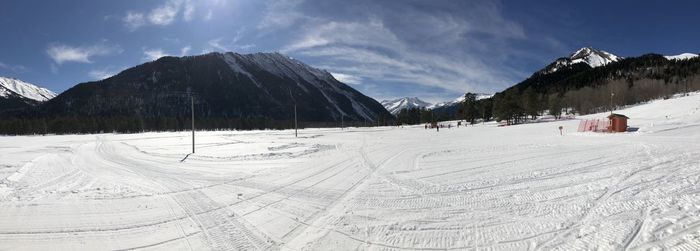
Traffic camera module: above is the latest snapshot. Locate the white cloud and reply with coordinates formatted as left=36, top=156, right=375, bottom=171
left=183, top=1, right=195, bottom=22
left=180, top=46, right=192, bottom=56
left=204, top=9, right=213, bottom=21
left=206, top=34, right=257, bottom=53
left=46, top=43, right=121, bottom=64
left=208, top=38, right=229, bottom=52
left=122, top=2, right=178, bottom=30
left=88, top=68, right=117, bottom=80
left=331, top=72, right=362, bottom=85
left=122, top=11, right=145, bottom=31
left=273, top=1, right=528, bottom=97
left=143, top=48, right=169, bottom=61
left=258, top=0, right=308, bottom=30
left=148, top=0, right=182, bottom=25
left=122, top=0, right=210, bottom=29
left=142, top=47, right=190, bottom=61
left=282, top=19, right=404, bottom=53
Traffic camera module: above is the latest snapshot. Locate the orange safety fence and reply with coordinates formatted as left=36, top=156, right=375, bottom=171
left=577, top=119, right=609, bottom=132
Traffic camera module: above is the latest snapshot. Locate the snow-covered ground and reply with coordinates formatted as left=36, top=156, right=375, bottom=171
left=1, top=94, right=700, bottom=250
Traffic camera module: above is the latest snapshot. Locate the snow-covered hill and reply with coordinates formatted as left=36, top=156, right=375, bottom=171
left=0, top=77, right=56, bottom=102
left=381, top=97, right=431, bottom=114
left=664, top=53, right=699, bottom=61
left=540, top=47, right=621, bottom=74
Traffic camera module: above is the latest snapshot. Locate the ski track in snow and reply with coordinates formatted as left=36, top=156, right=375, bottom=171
left=2, top=94, right=700, bottom=250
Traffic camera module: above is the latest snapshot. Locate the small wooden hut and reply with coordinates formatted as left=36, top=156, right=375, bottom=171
left=607, top=113, right=629, bottom=132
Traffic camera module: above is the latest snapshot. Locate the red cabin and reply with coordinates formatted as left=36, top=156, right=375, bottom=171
left=607, top=113, right=629, bottom=132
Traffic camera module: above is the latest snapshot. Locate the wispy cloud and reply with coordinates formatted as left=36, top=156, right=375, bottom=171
left=143, top=46, right=191, bottom=61
left=205, top=37, right=256, bottom=53
left=183, top=1, right=195, bottom=22
left=122, top=11, right=145, bottom=31
left=143, top=48, right=168, bottom=61
left=268, top=0, right=529, bottom=99
left=180, top=46, right=192, bottom=56
left=258, top=0, right=308, bottom=30
left=148, top=0, right=181, bottom=25
left=331, top=72, right=362, bottom=85
left=204, top=9, right=213, bottom=21
left=0, top=61, right=28, bottom=74
left=46, top=42, right=122, bottom=64
left=122, top=0, right=198, bottom=30
left=88, top=67, right=118, bottom=80
left=207, top=38, right=229, bottom=52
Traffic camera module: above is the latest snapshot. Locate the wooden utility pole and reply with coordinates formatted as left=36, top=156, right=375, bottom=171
left=191, top=95, right=195, bottom=154
left=610, top=92, right=614, bottom=115
left=289, top=89, right=298, bottom=138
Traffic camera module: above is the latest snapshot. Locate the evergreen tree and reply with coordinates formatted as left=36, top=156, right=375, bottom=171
left=522, top=87, right=539, bottom=120
left=548, top=95, right=562, bottom=119
left=478, top=98, right=494, bottom=122
left=462, top=93, right=478, bottom=124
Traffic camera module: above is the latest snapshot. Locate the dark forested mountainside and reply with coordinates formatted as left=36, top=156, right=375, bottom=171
left=430, top=51, right=700, bottom=125
left=0, top=52, right=392, bottom=134
left=489, top=54, right=700, bottom=124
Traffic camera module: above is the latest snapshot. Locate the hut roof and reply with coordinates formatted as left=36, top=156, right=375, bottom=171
left=607, top=113, right=629, bottom=119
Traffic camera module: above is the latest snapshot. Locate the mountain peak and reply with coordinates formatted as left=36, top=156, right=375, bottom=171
left=0, top=76, right=56, bottom=102
left=569, top=47, right=620, bottom=68
left=381, top=97, right=432, bottom=114
left=539, top=47, right=621, bottom=74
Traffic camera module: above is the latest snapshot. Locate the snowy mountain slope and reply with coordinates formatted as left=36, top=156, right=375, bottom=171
left=224, top=52, right=377, bottom=121
left=0, top=77, right=56, bottom=102
left=220, top=52, right=385, bottom=121
left=540, top=47, right=621, bottom=74
left=664, top=53, right=698, bottom=61
left=381, top=97, right=432, bottom=114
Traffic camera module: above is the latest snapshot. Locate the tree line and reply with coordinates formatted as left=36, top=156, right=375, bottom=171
left=0, top=116, right=393, bottom=135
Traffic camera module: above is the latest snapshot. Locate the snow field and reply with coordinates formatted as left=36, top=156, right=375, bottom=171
left=1, top=93, right=700, bottom=250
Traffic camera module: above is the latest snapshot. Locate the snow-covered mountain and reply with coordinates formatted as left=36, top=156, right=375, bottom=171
left=428, top=93, right=492, bottom=110
left=36, top=52, right=391, bottom=123
left=381, top=97, right=432, bottom=114
left=665, top=53, right=699, bottom=61
left=0, top=77, right=56, bottom=102
left=540, top=47, right=621, bottom=74
left=427, top=93, right=492, bottom=117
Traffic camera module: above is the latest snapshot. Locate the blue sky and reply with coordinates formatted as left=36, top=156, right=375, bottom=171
left=0, top=0, right=698, bottom=103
